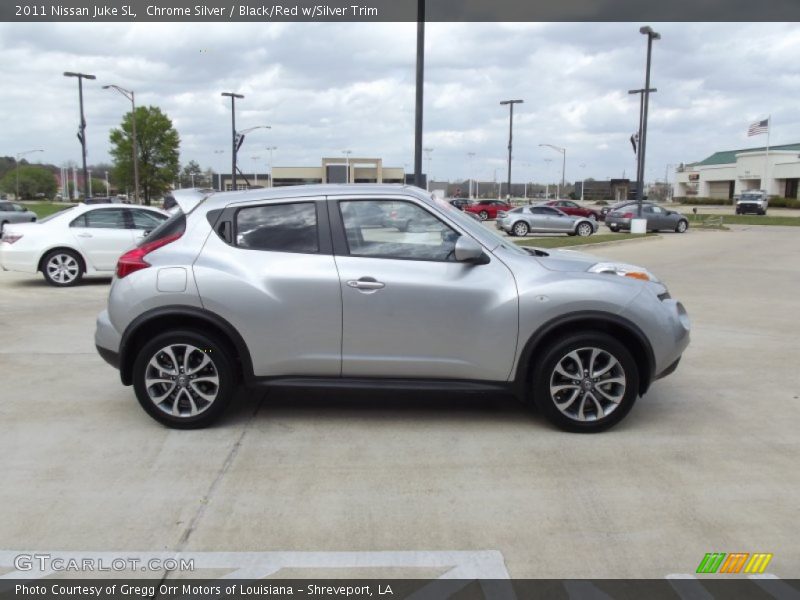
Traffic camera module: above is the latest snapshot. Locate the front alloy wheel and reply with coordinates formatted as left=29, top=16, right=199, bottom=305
left=532, top=332, right=639, bottom=432
left=675, top=220, right=688, bottom=233
left=479, top=210, right=489, bottom=221
left=576, top=222, right=593, bottom=237
left=133, top=330, right=236, bottom=428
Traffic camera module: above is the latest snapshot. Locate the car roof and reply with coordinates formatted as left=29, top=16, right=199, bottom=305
left=196, top=183, right=430, bottom=210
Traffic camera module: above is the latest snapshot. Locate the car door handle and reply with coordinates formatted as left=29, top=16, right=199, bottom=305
left=77, top=233, right=93, bottom=238
left=346, top=278, right=385, bottom=290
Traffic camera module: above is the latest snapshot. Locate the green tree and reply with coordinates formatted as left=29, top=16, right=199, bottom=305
left=0, top=165, right=57, bottom=199
left=109, top=106, right=180, bottom=205
left=180, top=160, right=203, bottom=188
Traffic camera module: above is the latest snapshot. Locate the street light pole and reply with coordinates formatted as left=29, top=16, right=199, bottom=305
left=266, top=146, right=277, bottom=187
left=579, top=163, right=587, bottom=202
left=15, top=149, right=43, bottom=199
left=343, top=150, right=352, bottom=183
left=64, top=71, right=96, bottom=200
left=102, top=84, right=140, bottom=204
left=414, top=0, right=425, bottom=188
left=423, top=147, right=433, bottom=191
left=539, top=144, right=566, bottom=199
left=634, top=25, right=661, bottom=217
left=500, top=99, right=524, bottom=200
left=467, top=152, right=475, bottom=199
left=221, top=92, right=244, bottom=190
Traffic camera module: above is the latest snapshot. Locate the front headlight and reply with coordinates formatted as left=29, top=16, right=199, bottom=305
left=588, top=261, right=660, bottom=283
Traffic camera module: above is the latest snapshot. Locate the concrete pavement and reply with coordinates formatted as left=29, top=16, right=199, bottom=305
left=0, top=226, right=798, bottom=580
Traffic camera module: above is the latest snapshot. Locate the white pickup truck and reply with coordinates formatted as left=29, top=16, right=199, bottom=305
left=736, top=191, right=769, bottom=215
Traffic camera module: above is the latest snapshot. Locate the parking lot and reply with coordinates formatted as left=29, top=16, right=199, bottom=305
left=1, top=224, right=798, bottom=580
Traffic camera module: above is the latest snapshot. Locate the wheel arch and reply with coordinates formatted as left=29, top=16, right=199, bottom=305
left=119, top=306, right=254, bottom=386
left=514, top=312, right=655, bottom=397
left=37, top=245, right=87, bottom=274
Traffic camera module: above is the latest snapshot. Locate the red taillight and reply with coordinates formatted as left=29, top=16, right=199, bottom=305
left=622, top=212, right=634, bottom=219
left=116, top=232, right=182, bottom=279
left=1, top=233, right=23, bottom=244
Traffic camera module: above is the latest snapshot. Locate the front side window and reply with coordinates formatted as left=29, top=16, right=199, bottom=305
left=236, top=202, right=319, bottom=253
left=340, top=200, right=459, bottom=262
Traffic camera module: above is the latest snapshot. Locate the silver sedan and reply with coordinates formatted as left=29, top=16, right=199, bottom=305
left=0, top=201, right=37, bottom=234
left=496, top=205, right=598, bottom=237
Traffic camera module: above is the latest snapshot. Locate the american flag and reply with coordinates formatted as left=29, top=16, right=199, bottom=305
left=747, top=118, right=769, bottom=136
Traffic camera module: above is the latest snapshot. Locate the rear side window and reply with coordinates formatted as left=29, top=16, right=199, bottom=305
left=236, top=202, right=319, bottom=254
left=72, top=208, right=127, bottom=229
left=130, top=209, right=168, bottom=230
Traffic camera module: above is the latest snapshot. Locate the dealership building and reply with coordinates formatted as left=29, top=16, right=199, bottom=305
left=213, top=157, right=407, bottom=191
left=674, top=143, right=800, bottom=199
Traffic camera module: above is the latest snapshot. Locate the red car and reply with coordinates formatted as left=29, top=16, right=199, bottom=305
left=545, top=200, right=601, bottom=221
left=464, top=200, right=512, bottom=220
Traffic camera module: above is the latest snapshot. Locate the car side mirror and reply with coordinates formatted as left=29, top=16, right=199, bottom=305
left=454, top=236, right=488, bottom=264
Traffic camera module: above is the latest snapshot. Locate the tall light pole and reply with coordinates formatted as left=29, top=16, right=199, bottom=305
left=105, top=170, right=110, bottom=196
left=540, top=144, right=566, bottom=199
left=64, top=71, right=95, bottom=200
left=251, top=156, right=261, bottom=185
left=88, top=169, right=93, bottom=197
left=467, top=152, right=476, bottom=199
left=266, top=146, right=277, bottom=187
left=423, top=147, right=433, bottom=190
left=221, top=92, right=244, bottom=190
left=543, top=158, right=553, bottom=199
left=664, top=163, right=674, bottom=202
left=343, top=150, right=352, bottom=183
left=579, top=163, right=587, bottom=201
left=413, top=0, right=425, bottom=188
left=15, top=149, right=43, bottom=199
left=634, top=25, right=660, bottom=217
left=500, top=99, right=524, bottom=200
left=103, top=84, right=140, bottom=204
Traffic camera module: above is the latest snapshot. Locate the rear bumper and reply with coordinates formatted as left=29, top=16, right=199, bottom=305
left=94, top=309, right=122, bottom=369
left=96, top=344, right=120, bottom=369
left=0, top=244, right=39, bottom=273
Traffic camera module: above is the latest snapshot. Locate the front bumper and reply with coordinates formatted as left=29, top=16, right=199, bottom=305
left=736, top=203, right=765, bottom=213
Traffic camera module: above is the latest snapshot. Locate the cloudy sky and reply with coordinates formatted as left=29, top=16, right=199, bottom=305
left=1, top=22, right=798, bottom=185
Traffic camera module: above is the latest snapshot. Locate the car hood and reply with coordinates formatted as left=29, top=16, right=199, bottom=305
left=526, top=247, right=603, bottom=272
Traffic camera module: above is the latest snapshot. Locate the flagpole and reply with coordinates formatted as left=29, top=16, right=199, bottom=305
left=764, top=115, right=771, bottom=194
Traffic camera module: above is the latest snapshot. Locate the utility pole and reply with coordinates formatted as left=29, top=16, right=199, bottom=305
left=221, top=92, right=244, bottom=190
left=413, top=0, right=425, bottom=188
left=500, top=99, right=524, bottom=200
left=64, top=71, right=96, bottom=200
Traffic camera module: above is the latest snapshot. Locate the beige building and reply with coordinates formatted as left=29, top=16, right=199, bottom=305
left=674, top=143, right=800, bottom=199
left=213, top=157, right=406, bottom=191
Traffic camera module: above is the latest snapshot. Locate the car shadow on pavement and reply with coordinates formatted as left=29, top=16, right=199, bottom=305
left=222, top=386, right=543, bottom=428
left=7, top=277, right=112, bottom=287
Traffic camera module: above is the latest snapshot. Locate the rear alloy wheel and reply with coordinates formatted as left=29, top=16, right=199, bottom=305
left=576, top=222, right=593, bottom=237
left=675, top=219, right=688, bottom=233
left=42, top=249, right=83, bottom=287
left=479, top=210, right=489, bottom=221
left=133, top=330, right=236, bottom=429
left=532, top=332, right=639, bottom=432
left=513, top=221, right=529, bottom=236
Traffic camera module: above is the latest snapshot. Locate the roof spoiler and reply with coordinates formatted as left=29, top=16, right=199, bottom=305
left=170, top=188, right=214, bottom=213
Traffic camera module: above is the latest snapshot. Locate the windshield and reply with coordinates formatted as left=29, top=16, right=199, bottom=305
left=432, top=196, right=528, bottom=257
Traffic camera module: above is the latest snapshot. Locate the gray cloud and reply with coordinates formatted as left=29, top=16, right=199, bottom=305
left=0, top=22, right=797, bottom=186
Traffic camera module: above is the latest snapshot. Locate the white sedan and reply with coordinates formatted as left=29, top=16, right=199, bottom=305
left=0, top=203, right=169, bottom=286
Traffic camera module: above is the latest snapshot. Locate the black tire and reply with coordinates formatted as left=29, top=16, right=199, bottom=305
left=0, top=220, right=7, bottom=234
left=675, top=219, right=689, bottom=233
left=41, top=249, right=84, bottom=287
left=512, top=221, right=529, bottom=237
left=576, top=222, right=593, bottom=237
left=530, top=331, right=639, bottom=433
left=133, top=329, right=237, bottom=429
left=608, top=225, right=619, bottom=232
left=479, top=210, right=489, bottom=221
